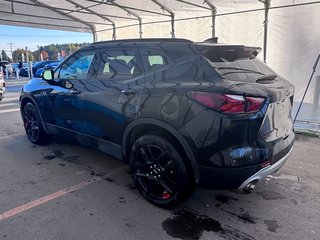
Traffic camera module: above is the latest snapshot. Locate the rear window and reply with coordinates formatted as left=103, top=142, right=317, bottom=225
left=199, top=46, right=276, bottom=82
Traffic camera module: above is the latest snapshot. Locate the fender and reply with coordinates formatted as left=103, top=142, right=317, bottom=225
left=122, top=118, right=199, bottom=182
left=20, top=94, right=50, bottom=134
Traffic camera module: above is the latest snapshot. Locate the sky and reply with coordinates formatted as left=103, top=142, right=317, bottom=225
left=0, top=25, right=93, bottom=58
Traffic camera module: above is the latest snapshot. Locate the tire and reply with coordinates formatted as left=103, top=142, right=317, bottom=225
left=22, top=102, right=51, bottom=145
left=130, top=135, right=194, bottom=208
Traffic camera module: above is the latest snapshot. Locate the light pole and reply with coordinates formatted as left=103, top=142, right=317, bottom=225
left=8, top=43, right=13, bottom=62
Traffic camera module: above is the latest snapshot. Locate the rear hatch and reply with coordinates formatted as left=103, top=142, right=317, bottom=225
left=197, top=44, right=294, bottom=147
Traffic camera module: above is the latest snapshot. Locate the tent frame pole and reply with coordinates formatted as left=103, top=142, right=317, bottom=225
left=86, top=0, right=170, bottom=17
left=29, top=0, right=96, bottom=42
left=204, top=0, right=217, bottom=38
left=65, top=0, right=116, bottom=40
left=151, top=0, right=175, bottom=38
left=111, top=2, right=143, bottom=39
left=258, top=0, right=271, bottom=63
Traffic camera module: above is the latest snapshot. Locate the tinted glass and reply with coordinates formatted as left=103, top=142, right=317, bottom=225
left=147, top=55, right=166, bottom=70
left=140, top=49, right=168, bottom=72
left=58, top=52, right=95, bottom=79
left=97, top=49, right=142, bottom=80
left=199, top=46, right=276, bottom=82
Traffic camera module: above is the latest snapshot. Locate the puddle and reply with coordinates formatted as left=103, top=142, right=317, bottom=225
left=237, top=213, right=256, bottom=224
left=290, top=199, right=298, bottom=205
left=162, top=208, right=254, bottom=240
left=256, top=191, right=285, bottom=200
left=264, top=220, right=280, bottom=233
left=222, top=208, right=258, bottom=225
left=215, top=194, right=238, bottom=204
left=42, top=149, right=80, bottom=164
left=126, top=183, right=136, bottom=190
left=162, top=209, right=222, bottom=240
left=119, top=196, right=126, bottom=204
left=105, top=177, right=115, bottom=182
left=43, top=155, right=56, bottom=160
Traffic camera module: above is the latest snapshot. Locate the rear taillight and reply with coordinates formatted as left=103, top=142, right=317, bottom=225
left=246, top=97, right=265, bottom=113
left=187, top=91, right=265, bottom=114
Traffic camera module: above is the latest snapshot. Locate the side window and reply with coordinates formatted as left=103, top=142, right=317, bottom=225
left=148, top=55, right=165, bottom=69
left=97, top=49, right=142, bottom=80
left=57, top=51, right=95, bottom=80
left=141, top=49, right=168, bottom=72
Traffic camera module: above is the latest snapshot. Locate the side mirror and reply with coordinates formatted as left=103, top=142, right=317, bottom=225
left=42, top=69, right=54, bottom=81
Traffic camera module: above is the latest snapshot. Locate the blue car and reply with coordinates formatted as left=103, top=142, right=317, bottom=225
left=34, top=61, right=60, bottom=78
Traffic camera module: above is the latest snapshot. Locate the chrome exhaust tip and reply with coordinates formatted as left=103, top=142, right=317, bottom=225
left=243, top=180, right=258, bottom=193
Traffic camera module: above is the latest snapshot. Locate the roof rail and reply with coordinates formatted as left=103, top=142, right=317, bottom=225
left=91, top=38, right=194, bottom=45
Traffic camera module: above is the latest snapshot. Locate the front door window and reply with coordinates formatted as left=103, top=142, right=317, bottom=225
left=56, top=52, right=95, bottom=80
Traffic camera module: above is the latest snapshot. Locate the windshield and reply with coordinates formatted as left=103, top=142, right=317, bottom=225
left=199, top=45, right=277, bottom=82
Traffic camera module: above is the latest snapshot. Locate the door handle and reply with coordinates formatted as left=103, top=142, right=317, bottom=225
left=69, top=88, right=81, bottom=95
left=121, top=89, right=137, bottom=96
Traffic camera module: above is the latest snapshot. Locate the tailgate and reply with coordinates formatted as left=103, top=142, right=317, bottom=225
left=258, top=95, right=293, bottom=143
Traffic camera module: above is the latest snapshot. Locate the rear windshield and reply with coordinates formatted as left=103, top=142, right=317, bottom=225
left=198, top=45, right=277, bottom=82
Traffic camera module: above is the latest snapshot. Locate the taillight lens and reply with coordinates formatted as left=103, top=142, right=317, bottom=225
left=246, top=97, right=265, bottom=113
left=188, top=91, right=265, bottom=114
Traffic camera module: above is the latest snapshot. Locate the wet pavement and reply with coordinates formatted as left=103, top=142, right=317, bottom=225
left=0, top=87, right=319, bottom=240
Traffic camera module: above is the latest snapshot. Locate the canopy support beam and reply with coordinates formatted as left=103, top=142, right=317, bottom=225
left=204, top=0, right=217, bottom=38
left=29, top=0, right=96, bottom=42
left=64, top=2, right=137, bottom=21
left=175, top=0, right=210, bottom=10
left=111, top=2, right=143, bottom=39
left=86, top=0, right=170, bottom=17
left=151, top=0, right=175, bottom=38
left=259, top=0, right=271, bottom=63
left=65, top=0, right=116, bottom=40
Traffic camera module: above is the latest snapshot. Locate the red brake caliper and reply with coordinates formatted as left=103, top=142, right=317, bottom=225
left=162, top=191, right=171, bottom=200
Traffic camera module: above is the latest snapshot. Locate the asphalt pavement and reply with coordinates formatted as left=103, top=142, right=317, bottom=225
left=0, top=83, right=319, bottom=240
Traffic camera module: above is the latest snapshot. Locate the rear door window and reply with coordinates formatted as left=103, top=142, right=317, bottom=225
left=140, top=49, right=168, bottom=72
left=96, top=49, right=142, bottom=80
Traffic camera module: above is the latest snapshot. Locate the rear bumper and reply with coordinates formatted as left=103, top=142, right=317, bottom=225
left=198, top=141, right=294, bottom=190
left=237, top=146, right=293, bottom=191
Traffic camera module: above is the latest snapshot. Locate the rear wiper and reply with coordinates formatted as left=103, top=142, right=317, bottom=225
left=256, top=74, right=277, bottom=83
left=217, top=67, right=265, bottom=76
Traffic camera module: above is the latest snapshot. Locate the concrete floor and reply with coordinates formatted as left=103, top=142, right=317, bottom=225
left=0, top=86, right=319, bottom=240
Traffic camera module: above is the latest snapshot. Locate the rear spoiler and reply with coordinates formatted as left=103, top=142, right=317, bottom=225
left=196, top=44, right=262, bottom=61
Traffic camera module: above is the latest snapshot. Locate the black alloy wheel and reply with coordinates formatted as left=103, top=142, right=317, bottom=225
left=23, top=103, right=51, bottom=145
left=130, top=135, right=193, bottom=207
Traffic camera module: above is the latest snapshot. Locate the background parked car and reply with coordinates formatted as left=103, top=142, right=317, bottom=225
left=34, top=61, right=60, bottom=78
left=20, top=61, right=57, bottom=77
left=0, top=70, right=5, bottom=101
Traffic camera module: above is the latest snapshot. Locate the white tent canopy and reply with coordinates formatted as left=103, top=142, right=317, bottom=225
left=1, top=0, right=320, bottom=131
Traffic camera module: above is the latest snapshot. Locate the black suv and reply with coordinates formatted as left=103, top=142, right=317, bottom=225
left=20, top=39, right=294, bottom=207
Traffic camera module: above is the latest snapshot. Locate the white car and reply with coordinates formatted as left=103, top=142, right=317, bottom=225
left=0, top=69, right=5, bottom=101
